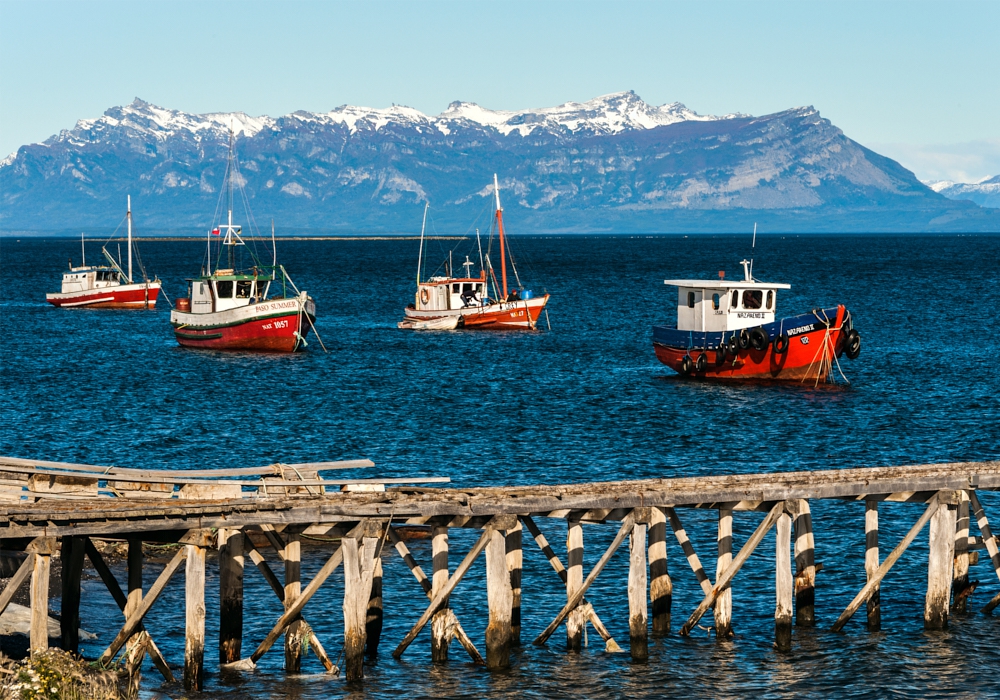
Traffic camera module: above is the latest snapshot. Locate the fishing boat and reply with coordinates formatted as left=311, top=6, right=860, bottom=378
left=652, top=257, right=861, bottom=383
left=401, top=175, right=550, bottom=330
left=45, top=197, right=161, bottom=309
left=169, top=136, right=319, bottom=352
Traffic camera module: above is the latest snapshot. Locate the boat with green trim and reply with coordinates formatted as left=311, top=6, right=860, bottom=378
left=170, top=135, right=317, bottom=352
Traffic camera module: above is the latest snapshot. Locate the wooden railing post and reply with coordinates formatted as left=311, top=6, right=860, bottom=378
left=715, top=508, right=734, bottom=639
left=343, top=535, right=378, bottom=681
left=793, top=499, right=815, bottom=626
left=925, top=497, right=957, bottom=629
left=648, top=507, right=672, bottom=634
left=28, top=538, right=54, bottom=657
left=219, top=529, right=244, bottom=664
left=566, top=517, right=585, bottom=650
left=775, top=505, right=793, bottom=651
left=952, top=491, right=971, bottom=613
left=629, top=521, right=649, bottom=661
left=60, top=536, right=84, bottom=653
left=430, top=524, right=451, bottom=661
left=485, top=529, right=513, bottom=669
left=506, top=520, right=523, bottom=646
left=865, top=501, right=881, bottom=631
left=284, top=533, right=303, bottom=672
left=185, top=543, right=206, bottom=691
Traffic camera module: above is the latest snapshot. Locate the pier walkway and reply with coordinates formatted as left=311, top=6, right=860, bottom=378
left=0, top=456, right=998, bottom=688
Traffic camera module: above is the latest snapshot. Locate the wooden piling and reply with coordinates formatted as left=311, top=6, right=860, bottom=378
left=184, top=543, right=206, bottom=691
left=343, top=535, right=378, bottom=681
left=29, top=539, right=53, bottom=656
left=775, top=506, right=793, bottom=650
left=126, top=537, right=143, bottom=657
left=715, top=508, right=734, bottom=639
left=865, top=500, right=881, bottom=631
left=60, top=536, right=84, bottom=653
left=629, top=522, right=648, bottom=661
left=925, top=498, right=957, bottom=630
left=505, top=520, right=523, bottom=646
left=485, top=529, right=513, bottom=669
left=284, top=533, right=303, bottom=672
left=793, top=499, right=815, bottom=626
left=365, top=557, right=383, bottom=658
left=219, top=529, right=244, bottom=664
left=648, top=507, right=672, bottom=634
left=430, top=524, right=451, bottom=661
left=566, top=517, right=585, bottom=650
left=952, top=491, right=971, bottom=613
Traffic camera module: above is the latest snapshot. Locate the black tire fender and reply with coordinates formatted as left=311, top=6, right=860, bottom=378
left=773, top=333, right=790, bottom=354
left=727, top=334, right=740, bottom=357
left=750, top=327, right=769, bottom=351
left=695, top=353, right=708, bottom=373
left=738, top=328, right=751, bottom=350
left=845, top=329, right=861, bottom=360
left=680, top=355, right=693, bottom=376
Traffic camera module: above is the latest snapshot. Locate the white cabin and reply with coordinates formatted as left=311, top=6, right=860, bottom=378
left=187, top=272, right=270, bottom=314
left=415, top=277, right=488, bottom=312
left=666, top=261, right=790, bottom=332
left=60, top=266, right=121, bottom=294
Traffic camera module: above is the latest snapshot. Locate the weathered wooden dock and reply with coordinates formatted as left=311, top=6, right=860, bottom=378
left=1, top=456, right=998, bottom=690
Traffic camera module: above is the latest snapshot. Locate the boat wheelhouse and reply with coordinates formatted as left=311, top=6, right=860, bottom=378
left=45, top=197, right=161, bottom=309
left=400, top=175, right=549, bottom=330
left=653, top=259, right=861, bottom=382
left=169, top=135, right=318, bottom=352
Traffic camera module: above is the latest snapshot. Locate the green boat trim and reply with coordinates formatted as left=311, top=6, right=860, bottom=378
left=171, top=309, right=314, bottom=332
left=175, top=331, right=224, bottom=340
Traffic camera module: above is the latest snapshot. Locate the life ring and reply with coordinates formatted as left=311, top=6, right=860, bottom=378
left=845, top=329, right=861, bottom=360
left=749, top=327, right=769, bottom=351
left=695, top=353, right=708, bottom=373
left=773, top=333, right=790, bottom=354
left=680, top=355, right=693, bottom=376
left=738, top=328, right=751, bottom=350
left=419, top=288, right=430, bottom=305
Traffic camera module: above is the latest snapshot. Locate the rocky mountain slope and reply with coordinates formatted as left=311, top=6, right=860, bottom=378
left=927, top=176, right=1000, bottom=209
left=2, top=92, right=995, bottom=233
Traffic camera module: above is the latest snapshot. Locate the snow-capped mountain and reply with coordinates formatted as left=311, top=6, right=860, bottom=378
left=926, top=176, right=1000, bottom=208
left=2, top=92, right=994, bottom=232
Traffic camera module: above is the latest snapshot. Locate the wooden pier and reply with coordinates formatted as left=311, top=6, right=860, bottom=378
left=1, top=456, right=998, bottom=689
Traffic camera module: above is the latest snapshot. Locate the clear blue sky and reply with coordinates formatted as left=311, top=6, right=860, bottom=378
left=1, top=0, right=997, bottom=181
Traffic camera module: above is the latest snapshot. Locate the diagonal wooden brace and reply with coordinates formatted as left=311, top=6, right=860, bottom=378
left=0, top=552, right=35, bottom=617
left=533, top=512, right=636, bottom=646
left=664, top=508, right=713, bottom=596
left=679, top=502, right=784, bottom=636
left=392, top=516, right=509, bottom=659
left=831, top=495, right=941, bottom=632
left=84, top=539, right=174, bottom=682
left=99, top=545, right=187, bottom=666
left=968, top=491, right=1000, bottom=614
left=386, top=526, right=484, bottom=664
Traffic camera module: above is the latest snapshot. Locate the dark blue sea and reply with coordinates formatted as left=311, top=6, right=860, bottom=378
left=1, top=233, right=998, bottom=699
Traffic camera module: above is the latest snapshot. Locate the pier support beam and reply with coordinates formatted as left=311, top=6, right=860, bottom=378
left=648, top=507, right=672, bottom=635
left=865, top=501, right=881, bottom=631
left=60, top=536, right=84, bottom=653
left=365, top=557, right=383, bottom=658
left=793, top=500, right=815, bottom=626
left=219, top=529, right=244, bottom=665
left=925, top=498, right=957, bottom=630
left=185, top=543, right=206, bottom=692
left=952, top=492, right=972, bottom=613
left=430, top=524, right=451, bottom=661
left=566, top=517, right=585, bottom=650
left=970, top=491, right=1000, bottom=614
left=485, top=529, right=513, bottom=669
left=506, top=521, right=523, bottom=646
left=284, top=533, right=303, bottom=673
left=775, top=506, right=793, bottom=651
left=28, top=538, right=54, bottom=656
left=629, top=521, right=648, bottom=661
left=715, top=508, right=734, bottom=639
left=343, top=535, right=378, bottom=681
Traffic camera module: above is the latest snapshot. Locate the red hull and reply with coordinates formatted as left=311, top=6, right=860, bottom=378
left=462, top=299, right=547, bottom=328
left=46, top=285, right=160, bottom=309
left=654, top=307, right=849, bottom=383
left=173, top=312, right=311, bottom=352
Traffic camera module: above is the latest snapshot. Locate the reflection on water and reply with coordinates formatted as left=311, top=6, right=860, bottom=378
left=1, top=234, right=998, bottom=698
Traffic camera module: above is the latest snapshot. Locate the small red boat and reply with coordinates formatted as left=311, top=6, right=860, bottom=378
left=170, top=136, right=317, bottom=352
left=46, top=197, right=161, bottom=309
left=401, top=175, right=549, bottom=330
left=653, top=259, right=861, bottom=383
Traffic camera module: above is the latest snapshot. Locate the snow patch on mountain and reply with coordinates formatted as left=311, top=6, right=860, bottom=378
left=925, top=175, right=1000, bottom=208
left=71, top=98, right=274, bottom=143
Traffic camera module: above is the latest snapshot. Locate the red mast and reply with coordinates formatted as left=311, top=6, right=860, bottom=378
left=494, top=173, right=507, bottom=299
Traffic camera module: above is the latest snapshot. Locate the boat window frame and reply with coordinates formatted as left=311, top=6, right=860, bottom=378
left=235, top=280, right=253, bottom=299
left=687, top=291, right=696, bottom=308
left=766, top=290, right=774, bottom=310
left=215, top=280, right=235, bottom=299
left=742, top=289, right=763, bottom=310
left=731, top=290, right=739, bottom=309
left=712, top=293, right=721, bottom=311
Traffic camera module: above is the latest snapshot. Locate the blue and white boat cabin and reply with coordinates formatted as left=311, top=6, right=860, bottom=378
left=665, top=260, right=791, bottom=333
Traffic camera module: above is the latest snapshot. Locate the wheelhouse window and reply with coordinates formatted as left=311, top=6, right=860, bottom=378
left=687, top=291, right=696, bottom=308
left=766, top=290, right=774, bottom=310
left=254, top=280, right=267, bottom=297
left=236, top=280, right=252, bottom=298
left=731, top=290, right=739, bottom=308
left=712, top=293, right=720, bottom=310
left=742, top=290, right=763, bottom=310
left=452, top=283, right=460, bottom=293
left=216, top=280, right=234, bottom=298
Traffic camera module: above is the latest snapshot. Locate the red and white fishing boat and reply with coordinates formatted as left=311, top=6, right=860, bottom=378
left=653, top=257, right=861, bottom=383
left=169, top=136, right=319, bottom=352
left=401, top=175, right=549, bottom=329
left=45, top=197, right=161, bottom=309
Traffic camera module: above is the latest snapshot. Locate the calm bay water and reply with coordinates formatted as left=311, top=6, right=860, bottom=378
left=1, top=233, right=998, bottom=699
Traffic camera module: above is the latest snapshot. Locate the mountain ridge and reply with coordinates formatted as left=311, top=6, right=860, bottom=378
left=3, top=93, right=996, bottom=233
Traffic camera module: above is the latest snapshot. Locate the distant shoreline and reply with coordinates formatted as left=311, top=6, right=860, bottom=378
left=0, top=235, right=469, bottom=241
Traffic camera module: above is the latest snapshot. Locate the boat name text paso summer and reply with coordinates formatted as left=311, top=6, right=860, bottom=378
left=256, top=300, right=300, bottom=313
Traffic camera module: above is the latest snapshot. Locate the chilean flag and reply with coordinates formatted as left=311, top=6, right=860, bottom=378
left=211, top=227, right=221, bottom=236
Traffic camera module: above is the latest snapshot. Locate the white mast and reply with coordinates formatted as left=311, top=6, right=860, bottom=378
left=416, top=202, right=429, bottom=286
left=81, top=232, right=85, bottom=267
left=127, top=195, right=133, bottom=283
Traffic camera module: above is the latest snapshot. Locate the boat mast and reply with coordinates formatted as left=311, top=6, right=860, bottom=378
left=81, top=232, right=85, bottom=267
left=127, top=195, right=133, bottom=283
left=494, top=174, right=507, bottom=298
left=416, top=202, right=428, bottom=286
